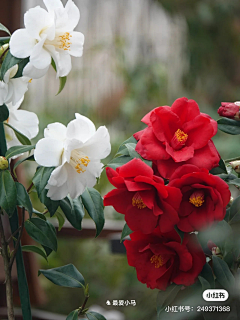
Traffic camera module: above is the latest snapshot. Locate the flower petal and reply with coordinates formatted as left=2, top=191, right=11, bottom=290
left=10, top=29, right=36, bottom=58
left=64, top=0, right=80, bottom=31
left=44, top=122, right=67, bottom=141
left=69, top=31, right=84, bottom=57
left=48, top=164, right=68, bottom=187
left=34, top=138, right=64, bottom=167
left=8, top=109, right=39, bottom=139
left=0, top=81, right=8, bottom=105
left=23, top=62, right=49, bottom=79
left=30, top=36, right=51, bottom=69
left=45, top=45, right=72, bottom=77
left=5, top=78, right=29, bottom=106
left=66, top=117, right=95, bottom=143
left=43, top=0, right=63, bottom=13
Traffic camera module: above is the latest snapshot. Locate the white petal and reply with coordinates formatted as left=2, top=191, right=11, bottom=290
left=75, top=113, right=96, bottom=132
left=5, top=78, right=29, bottom=106
left=24, top=6, right=53, bottom=41
left=44, top=122, right=67, bottom=141
left=30, top=36, right=51, bottom=69
left=0, top=82, right=8, bottom=105
left=34, top=138, right=64, bottom=167
left=6, top=96, right=24, bottom=111
left=10, top=29, right=36, bottom=58
left=43, top=0, right=63, bottom=13
left=47, top=182, right=69, bottom=200
left=80, top=126, right=111, bottom=160
left=86, top=160, right=103, bottom=178
left=64, top=138, right=83, bottom=163
left=66, top=118, right=96, bottom=143
left=48, top=164, right=68, bottom=187
left=64, top=0, right=80, bottom=31
left=45, top=45, right=72, bottom=77
left=66, top=164, right=86, bottom=198
left=69, top=31, right=84, bottom=57
left=4, top=65, right=18, bottom=83
left=23, top=62, right=49, bottom=79
left=8, top=109, right=39, bottom=139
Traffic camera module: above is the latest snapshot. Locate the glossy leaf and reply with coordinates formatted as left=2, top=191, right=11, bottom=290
left=0, top=51, right=28, bottom=81
left=117, top=135, right=137, bottom=154
left=16, top=182, right=33, bottom=217
left=107, top=155, right=133, bottom=170
left=218, top=118, right=240, bottom=135
left=228, top=178, right=240, bottom=187
left=33, top=209, right=46, bottom=221
left=5, top=144, right=35, bottom=159
left=25, top=218, right=57, bottom=251
left=86, top=311, right=107, bottom=320
left=55, top=211, right=65, bottom=231
left=39, top=189, right=60, bottom=217
left=39, top=264, right=85, bottom=289
left=212, top=256, right=235, bottom=290
left=13, top=57, right=29, bottom=79
left=51, top=58, right=67, bottom=95
left=60, top=196, right=84, bottom=230
left=0, top=23, right=11, bottom=36
left=0, top=170, right=17, bottom=216
left=81, top=188, right=104, bottom=237
left=32, top=166, right=55, bottom=195
left=0, top=104, right=9, bottom=122
left=199, top=262, right=215, bottom=288
left=66, top=310, right=79, bottom=320
left=210, top=158, right=227, bottom=175
left=157, top=284, right=181, bottom=317
left=120, top=223, right=132, bottom=242
left=4, top=122, right=31, bottom=145
left=22, top=245, right=48, bottom=262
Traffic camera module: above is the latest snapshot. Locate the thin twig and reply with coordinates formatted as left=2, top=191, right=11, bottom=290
left=9, top=207, right=25, bottom=270
left=79, top=295, right=90, bottom=315
left=27, top=181, right=34, bottom=193
left=6, top=226, right=21, bottom=244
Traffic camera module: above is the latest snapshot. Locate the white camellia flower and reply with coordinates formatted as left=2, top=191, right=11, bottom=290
left=0, top=65, right=29, bottom=106
left=9, top=0, right=84, bottom=79
left=34, top=114, right=111, bottom=200
left=4, top=97, right=39, bottom=150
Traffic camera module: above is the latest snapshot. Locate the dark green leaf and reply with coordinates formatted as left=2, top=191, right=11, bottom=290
left=0, top=170, right=17, bottom=216
left=174, top=226, right=184, bottom=244
left=4, top=122, right=31, bottom=145
left=51, top=58, right=67, bottom=95
left=25, top=218, right=57, bottom=251
left=156, top=284, right=181, bottom=317
left=0, top=51, right=27, bottom=81
left=210, top=159, right=227, bottom=174
left=5, top=144, right=35, bottom=159
left=86, top=311, right=107, bottom=320
left=13, top=154, right=34, bottom=177
left=55, top=211, right=65, bottom=231
left=81, top=188, right=104, bottom=237
left=60, top=196, right=84, bottom=230
left=22, top=245, right=48, bottom=262
left=229, top=195, right=240, bottom=224
left=212, top=256, right=235, bottom=290
left=33, top=209, right=47, bottom=221
left=13, top=57, right=29, bottom=78
left=218, top=173, right=237, bottom=183
left=66, top=310, right=79, bottom=320
left=0, top=23, right=11, bottom=36
left=39, top=189, right=59, bottom=217
left=42, top=245, right=53, bottom=257
left=16, top=182, right=33, bottom=217
left=198, top=276, right=211, bottom=290
left=39, top=264, right=85, bottom=289
left=107, top=155, right=133, bottom=169
left=0, top=104, right=9, bottom=122
left=32, top=166, right=55, bottom=196
left=199, top=263, right=215, bottom=288
left=117, top=136, right=137, bottom=154
left=224, top=207, right=230, bottom=222
left=228, top=178, right=240, bottom=187
left=218, top=118, right=240, bottom=135
left=120, top=223, right=132, bottom=242
left=125, top=143, right=140, bottom=158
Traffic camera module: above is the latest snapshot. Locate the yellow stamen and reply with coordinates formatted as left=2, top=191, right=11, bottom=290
left=150, top=255, right=164, bottom=268
left=189, top=192, right=205, bottom=207
left=70, top=150, right=90, bottom=174
left=28, top=79, right=32, bottom=83
left=132, top=193, right=146, bottom=209
left=175, top=129, right=188, bottom=143
left=59, top=32, right=72, bottom=51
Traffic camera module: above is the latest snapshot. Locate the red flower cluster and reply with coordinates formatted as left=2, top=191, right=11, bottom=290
left=218, top=102, right=240, bottom=119
left=104, top=97, right=231, bottom=291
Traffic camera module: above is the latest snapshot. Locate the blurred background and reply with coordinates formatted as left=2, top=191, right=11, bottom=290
left=1, top=0, right=240, bottom=319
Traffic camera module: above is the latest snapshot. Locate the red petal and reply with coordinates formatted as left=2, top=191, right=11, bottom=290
left=165, top=142, right=194, bottom=162
left=171, top=97, right=200, bottom=124
left=118, top=158, right=153, bottom=178
left=126, top=206, right=159, bottom=234
left=103, top=189, right=132, bottom=213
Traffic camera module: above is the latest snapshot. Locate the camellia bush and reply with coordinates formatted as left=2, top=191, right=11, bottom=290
left=0, top=1, right=240, bottom=320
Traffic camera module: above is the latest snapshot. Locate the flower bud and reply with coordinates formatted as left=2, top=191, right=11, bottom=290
left=0, top=156, right=8, bottom=170
left=218, top=101, right=240, bottom=120
left=207, top=240, right=221, bottom=255
left=229, top=160, right=240, bottom=173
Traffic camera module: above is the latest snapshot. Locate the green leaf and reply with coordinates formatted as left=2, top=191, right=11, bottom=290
left=0, top=23, right=11, bottom=36
left=25, top=218, right=57, bottom=251
left=107, top=155, right=133, bottom=170
left=60, top=196, right=85, bottom=230
left=22, top=245, right=48, bottom=262
left=212, top=256, right=235, bottom=290
left=218, top=173, right=237, bottom=183
left=174, top=226, right=184, bottom=244
left=0, top=104, right=9, bottom=122
left=42, top=245, right=53, bottom=257
left=198, top=276, right=211, bottom=290
left=156, top=284, right=181, bottom=317
left=33, top=209, right=47, bottom=221
left=4, top=122, right=31, bottom=145
left=86, top=311, right=107, bottom=320
left=0, top=51, right=28, bottom=81
left=66, top=310, right=79, bottom=320
left=228, top=178, right=240, bottom=187
left=13, top=154, right=34, bottom=177
left=13, top=57, right=29, bottom=79
left=5, top=144, right=35, bottom=160
left=32, top=166, right=55, bottom=196
left=0, top=170, right=17, bottom=216
left=55, top=210, right=65, bottom=231
left=218, top=118, right=240, bottom=135
left=81, top=188, right=104, bottom=237
left=39, top=264, right=85, bottom=289
left=51, top=58, right=67, bottom=95
left=120, top=223, right=132, bottom=242
left=229, top=195, right=240, bottom=224
left=117, top=136, right=137, bottom=154
left=125, top=143, right=140, bottom=158
left=39, top=189, right=60, bottom=217
left=16, top=182, right=33, bottom=217
left=199, top=263, right=215, bottom=288
left=210, top=158, right=227, bottom=174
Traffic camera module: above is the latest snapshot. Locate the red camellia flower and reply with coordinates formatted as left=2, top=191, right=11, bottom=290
left=124, top=227, right=206, bottom=290
left=103, top=158, right=182, bottom=234
left=218, top=102, right=240, bottom=119
left=168, top=165, right=231, bottom=232
left=133, top=97, right=220, bottom=179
